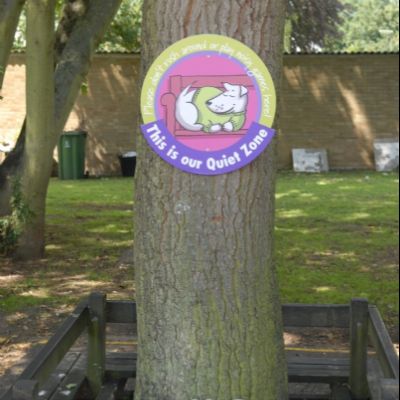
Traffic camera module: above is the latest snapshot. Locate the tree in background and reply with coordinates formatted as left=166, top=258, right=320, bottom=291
left=135, top=0, right=287, bottom=398
left=329, top=0, right=399, bottom=52
left=0, top=0, right=123, bottom=259
left=99, top=0, right=141, bottom=53
left=100, top=0, right=400, bottom=53
left=9, top=0, right=400, bottom=55
left=286, top=0, right=343, bottom=52
left=11, top=0, right=142, bottom=52
left=18, top=0, right=56, bottom=259
left=105, top=0, right=345, bottom=54
left=0, top=0, right=25, bottom=90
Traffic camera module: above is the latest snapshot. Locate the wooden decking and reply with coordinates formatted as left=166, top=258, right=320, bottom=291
left=2, top=294, right=399, bottom=400
left=287, top=351, right=349, bottom=384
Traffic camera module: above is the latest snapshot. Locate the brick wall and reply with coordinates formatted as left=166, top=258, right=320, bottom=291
left=1, top=53, right=398, bottom=174
left=280, top=54, right=399, bottom=169
left=65, top=54, right=141, bottom=175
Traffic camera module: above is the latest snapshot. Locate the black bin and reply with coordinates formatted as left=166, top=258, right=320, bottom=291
left=119, top=151, right=137, bottom=177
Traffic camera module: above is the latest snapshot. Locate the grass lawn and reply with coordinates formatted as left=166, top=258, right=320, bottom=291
left=0, top=172, right=398, bottom=330
left=0, top=178, right=135, bottom=313
left=275, top=172, right=399, bottom=328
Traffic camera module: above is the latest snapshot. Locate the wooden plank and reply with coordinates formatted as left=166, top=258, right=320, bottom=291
left=18, top=301, right=90, bottom=386
left=95, top=382, right=117, bottom=400
left=87, top=293, right=106, bottom=397
left=49, top=369, right=86, bottom=400
left=106, top=301, right=350, bottom=327
left=331, top=384, right=353, bottom=400
left=106, top=301, right=136, bottom=324
left=37, top=353, right=81, bottom=399
left=288, top=370, right=348, bottom=384
left=287, top=355, right=349, bottom=384
left=282, top=304, right=350, bottom=328
left=368, top=306, right=399, bottom=379
left=289, top=394, right=330, bottom=400
left=349, top=298, right=369, bottom=399
left=12, top=380, right=39, bottom=400
left=381, top=379, right=399, bottom=400
left=105, top=353, right=136, bottom=380
left=288, top=354, right=349, bottom=367
left=123, top=378, right=136, bottom=395
left=368, top=357, right=384, bottom=400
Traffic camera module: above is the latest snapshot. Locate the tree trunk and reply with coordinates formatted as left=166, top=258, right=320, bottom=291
left=14, top=0, right=56, bottom=260
left=53, top=0, right=122, bottom=135
left=0, top=0, right=122, bottom=218
left=134, top=1, right=287, bottom=400
left=0, top=0, right=25, bottom=90
left=0, top=0, right=23, bottom=216
left=0, top=0, right=122, bottom=256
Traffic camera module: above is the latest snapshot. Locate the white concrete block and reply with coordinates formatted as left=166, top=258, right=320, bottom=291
left=374, top=139, right=399, bottom=172
left=292, top=148, right=329, bottom=173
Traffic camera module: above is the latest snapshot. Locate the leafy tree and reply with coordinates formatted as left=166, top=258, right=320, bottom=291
left=0, top=0, right=25, bottom=89
left=11, top=0, right=345, bottom=54
left=286, top=0, right=344, bottom=52
left=0, top=0, right=123, bottom=259
left=329, top=0, right=399, bottom=52
left=99, top=0, right=142, bottom=53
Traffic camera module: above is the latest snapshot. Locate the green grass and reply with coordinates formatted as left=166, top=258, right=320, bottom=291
left=276, top=172, right=399, bottom=326
left=46, top=178, right=134, bottom=262
left=0, top=178, right=135, bottom=314
left=0, top=173, right=398, bottom=329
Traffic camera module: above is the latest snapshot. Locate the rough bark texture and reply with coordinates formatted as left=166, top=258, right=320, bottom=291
left=0, top=0, right=25, bottom=90
left=14, top=0, right=56, bottom=260
left=134, top=1, right=287, bottom=399
left=0, top=0, right=122, bottom=250
left=53, top=0, right=122, bottom=134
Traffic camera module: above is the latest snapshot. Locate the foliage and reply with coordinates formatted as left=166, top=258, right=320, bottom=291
left=10, top=0, right=399, bottom=53
left=327, top=0, right=400, bottom=52
left=11, top=0, right=64, bottom=49
left=12, top=0, right=142, bottom=52
left=0, top=178, right=32, bottom=256
left=98, top=0, right=142, bottom=53
left=286, top=0, right=344, bottom=52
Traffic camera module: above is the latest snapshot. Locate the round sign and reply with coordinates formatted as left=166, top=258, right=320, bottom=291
left=140, top=34, right=276, bottom=175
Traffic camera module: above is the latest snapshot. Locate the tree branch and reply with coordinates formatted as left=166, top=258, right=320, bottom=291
left=0, top=0, right=123, bottom=207
left=0, top=0, right=26, bottom=90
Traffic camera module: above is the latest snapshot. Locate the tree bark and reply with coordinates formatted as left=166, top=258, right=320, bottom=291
left=14, top=0, right=56, bottom=260
left=0, top=0, right=122, bottom=256
left=0, top=0, right=24, bottom=214
left=53, top=0, right=122, bottom=135
left=0, top=0, right=25, bottom=90
left=134, top=1, right=287, bottom=399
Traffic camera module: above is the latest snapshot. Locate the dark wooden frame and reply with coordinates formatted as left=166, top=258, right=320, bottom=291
left=2, top=294, right=398, bottom=400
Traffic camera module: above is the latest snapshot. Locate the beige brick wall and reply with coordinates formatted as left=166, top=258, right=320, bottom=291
left=0, top=54, right=26, bottom=144
left=280, top=54, right=399, bottom=169
left=1, top=53, right=398, bottom=174
left=65, top=54, right=141, bottom=175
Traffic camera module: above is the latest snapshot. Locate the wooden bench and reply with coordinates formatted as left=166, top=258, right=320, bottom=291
left=1, top=295, right=398, bottom=400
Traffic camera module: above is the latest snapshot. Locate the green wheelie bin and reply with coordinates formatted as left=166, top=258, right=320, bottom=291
left=58, top=131, right=87, bottom=180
